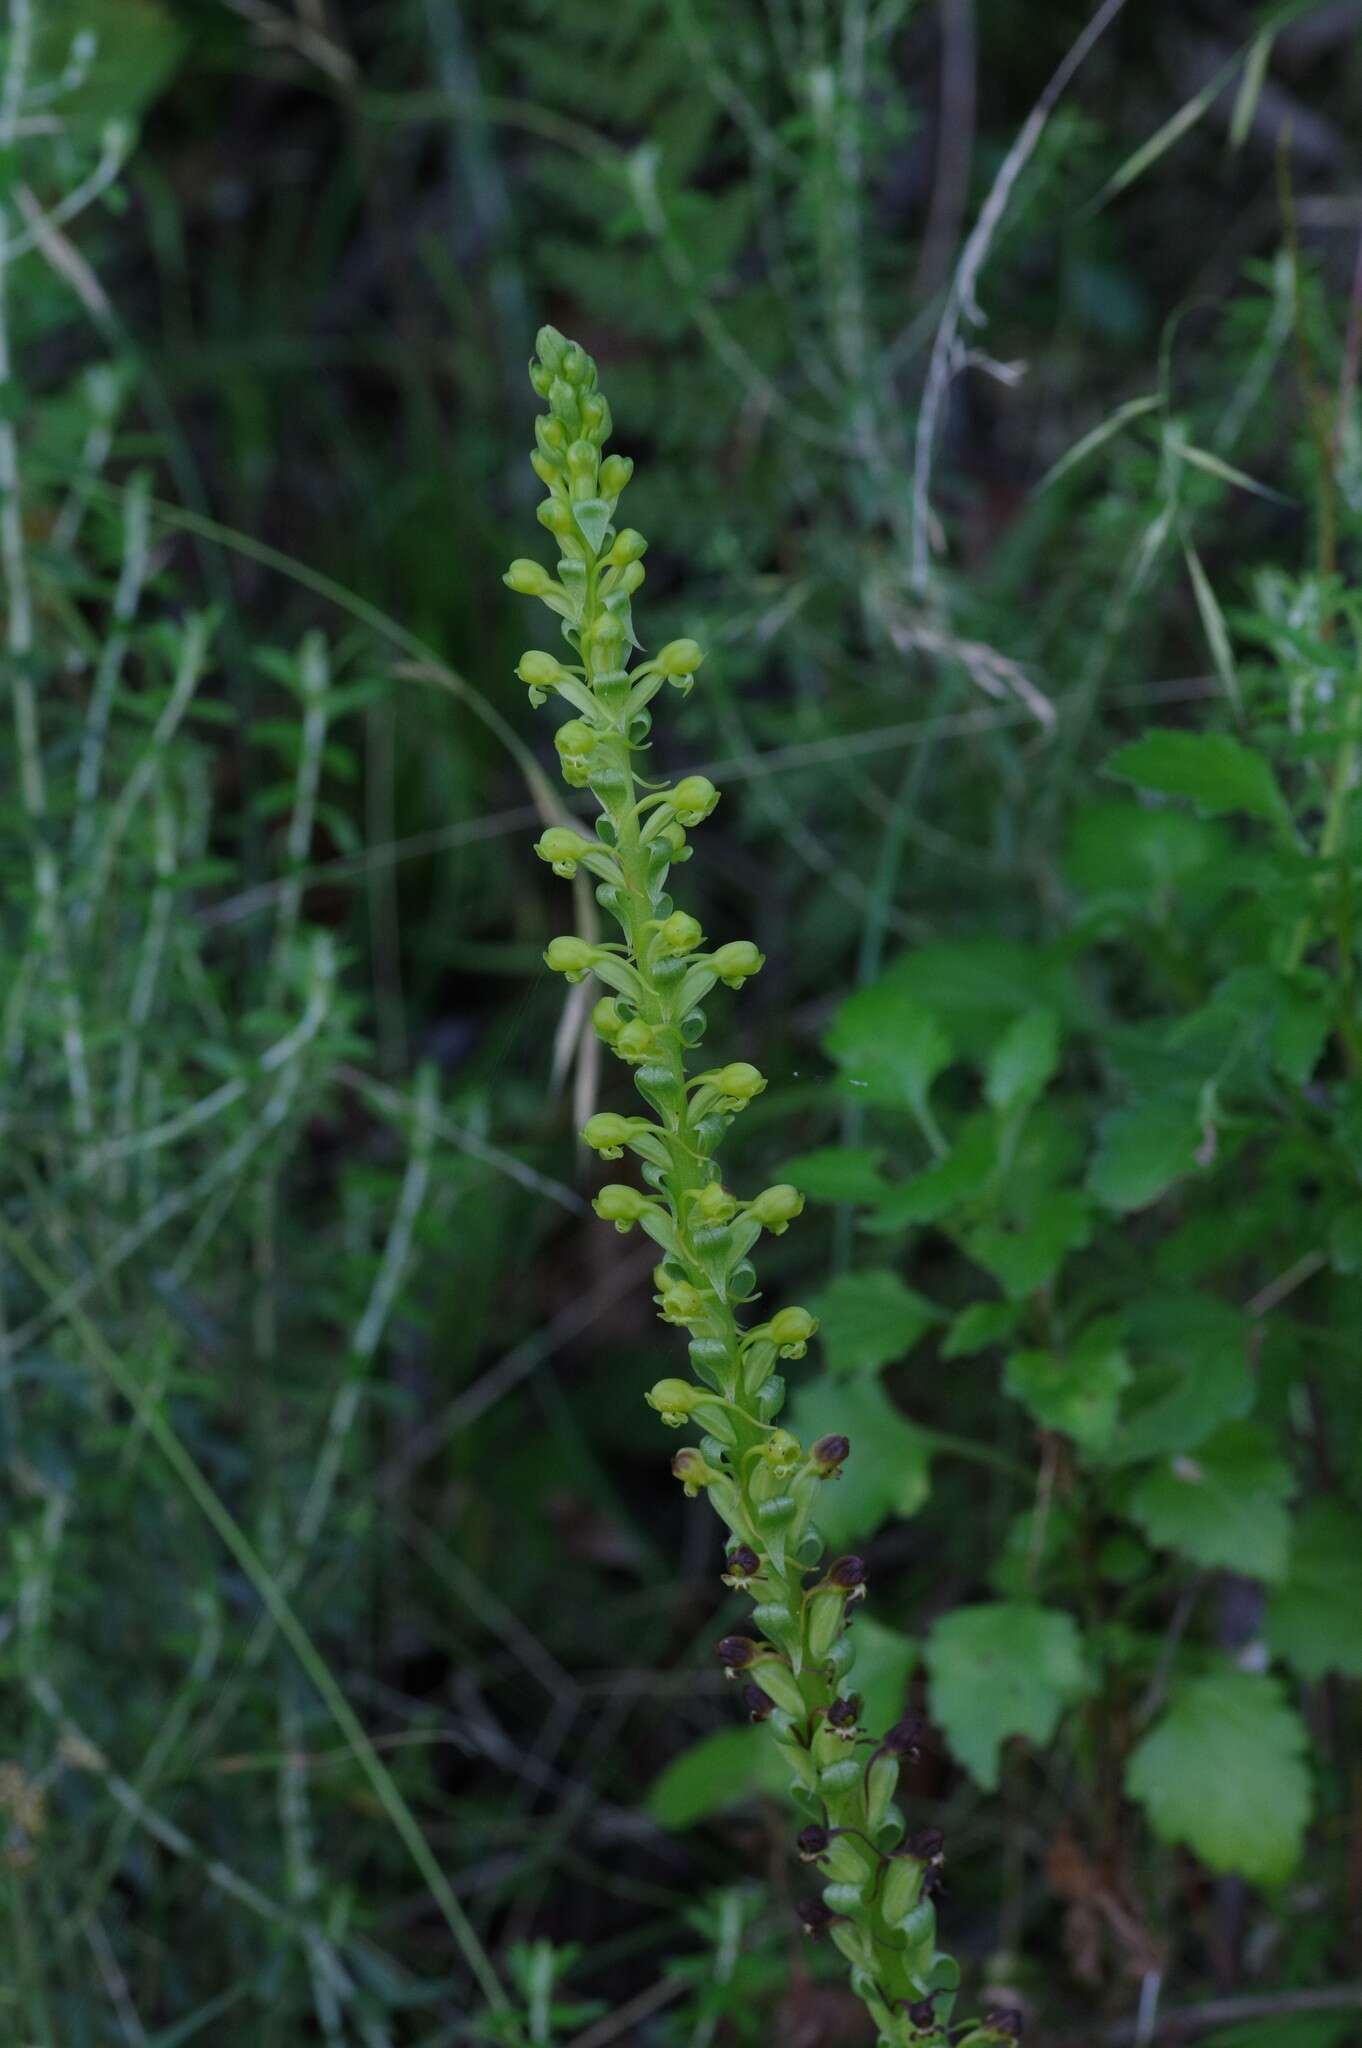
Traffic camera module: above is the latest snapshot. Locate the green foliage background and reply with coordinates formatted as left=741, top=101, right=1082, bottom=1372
left=3, top=1, right=1362, bottom=2042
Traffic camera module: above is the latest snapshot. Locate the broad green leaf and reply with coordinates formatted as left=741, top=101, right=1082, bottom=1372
left=1005, top=1320, right=1131, bottom=1450
left=850, top=1614, right=919, bottom=1736
left=1127, top=1421, right=1293, bottom=1582
left=985, top=1009, right=1060, bottom=1115
left=966, top=1190, right=1092, bottom=1299
left=37, top=0, right=185, bottom=129
left=1087, top=1097, right=1202, bottom=1212
left=812, top=1269, right=940, bottom=1377
left=926, top=1603, right=1089, bottom=1790
left=1266, top=1502, right=1362, bottom=1680
left=942, top=1300, right=1023, bottom=1359
left=864, top=1116, right=997, bottom=1232
left=1126, top=1671, right=1311, bottom=1885
left=1066, top=801, right=1228, bottom=904
left=780, top=1146, right=889, bottom=1204
left=847, top=941, right=1085, bottom=1061
left=1103, top=1294, right=1252, bottom=1465
left=1104, top=729, right=1287, bottom=824
left=787, top=1375, right=932, bottom=1548
left=647, top=1726, right=790, bottom=1828
left=824, top=987, right=952, bottom=1120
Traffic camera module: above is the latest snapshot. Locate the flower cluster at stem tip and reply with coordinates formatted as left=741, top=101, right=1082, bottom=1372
left=506, top=327, right=997, bottom=2048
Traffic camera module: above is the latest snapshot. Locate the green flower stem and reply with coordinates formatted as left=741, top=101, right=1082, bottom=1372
left=508, top=327, right=1006, bottom=2048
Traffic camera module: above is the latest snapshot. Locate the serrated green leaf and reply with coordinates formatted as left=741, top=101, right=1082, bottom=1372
left=1266, top=1502, right=1362, bottom=1680
left=1104, top=1294, right=1252, bottom=1465
left=985, top=1009, right=1060, bottom=1115
left=926, top=1604, right=1089, bottom=1790
left=824, top=987, right=952, bottom=1120
left=1087, top=1097, right=1202, bottom=1212
left=966, top=1189, right=1092, bottom=1299
left=942, top=1300, right=1024, bottom=1359
left=864, top=1116, right=997, bottom=1232
left=786, top=1375, right=932, bottom=1548
left=1126, top=1671, right=1311, bottom=1885
left=1127, top=1421, right=1293, bottom=1581
left=780, top=1146, right=888, bottom=1204
left=1005, top=1320, right=1131, bottom=1449
left=1104, top=730, right=1287, bottom=824
left=811, top=1269, right=939, bottom=1378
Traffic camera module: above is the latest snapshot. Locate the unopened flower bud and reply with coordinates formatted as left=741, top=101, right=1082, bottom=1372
left=534, top=827, right=590, bottom=876
left=692, top=1181, right=737, bottom=1224
left=656, top=637, right=704, bottom=678
left=566, top=438, right=597, bottom=483
left=593, top=1183, right=650, bottom=1232
left=712, top=940, right=765, bottom=988
left=715, top=1061, right=766, bottom=1104
left=670, top=775, right=719, bottom=826
left=768, top=1305, right=817, bottom=1357
left=672, top=1446, right=720, bottom=1497
left=614, top=1018, right=656, bottom=1061
left=715, top=1634, right=759, bottom=1673
left=811, top=1432, right=850, bottom=1477
left=504, top=558, right=555, bottom=597
left=656, top=910, right=704, bottom=956
left=537, top=497, right=574, bottom=536
left=829, top=1555, right=868, bottom=1592
left=906, top=1999, right=939, bottom=2032
left=740, top=1682, right=772, bottom=1722
left=658, top=1279, right=708, bottom=1326
left=535, top=325, right=568, bottom=373
left=881, top=1715, right=924, bottom=1761
left=645, top=1378, right=699, bottom=1426
left=609, top=528, right=647, bottom=565
left=582, top=1112, right=637, bottom=1158
left=796, top=1896, right=836, bottom=1938
left=591, top=996, right=622, bottom=1043
left=747, top=1182, right=803, bottom=1233
left=517, top=649, right=563, bottom=689
left=796, top=1824, right=830, bottom=1862
left=615, top=560, right=645, bottom=595
left=544, top=935, right=597, bottom=979
left=599, top=453, right=634, bottom=495
left=553, top=718, right=596, bottom=786
left=560, top=341, right=590, bottom=385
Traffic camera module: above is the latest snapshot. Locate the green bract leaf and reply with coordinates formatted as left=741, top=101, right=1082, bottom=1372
left=1126, top=1672, right=1311, bottom=1886
left=646, top=1726, right=791, bottom=1829
left=1126, top=1421, right=1293, bottom=1581
left=926, top=1603, right=1088, bottom=1790
left=1004, top=1320, right=1131, bottom=1450
left=1266, top=1502, right=1362, bottom=1680
left=812, top=1269, right=940, bottom=1378
left=1104, top=729, right=1287, bottom=824
left=824, top=987, right=952, bottom=1120
left=985, top=1009, right=1060, bottom=1115
left=786, top=1375, right=932, bottom=1548
left=1087, top=1097, right=1202, bottom=1212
